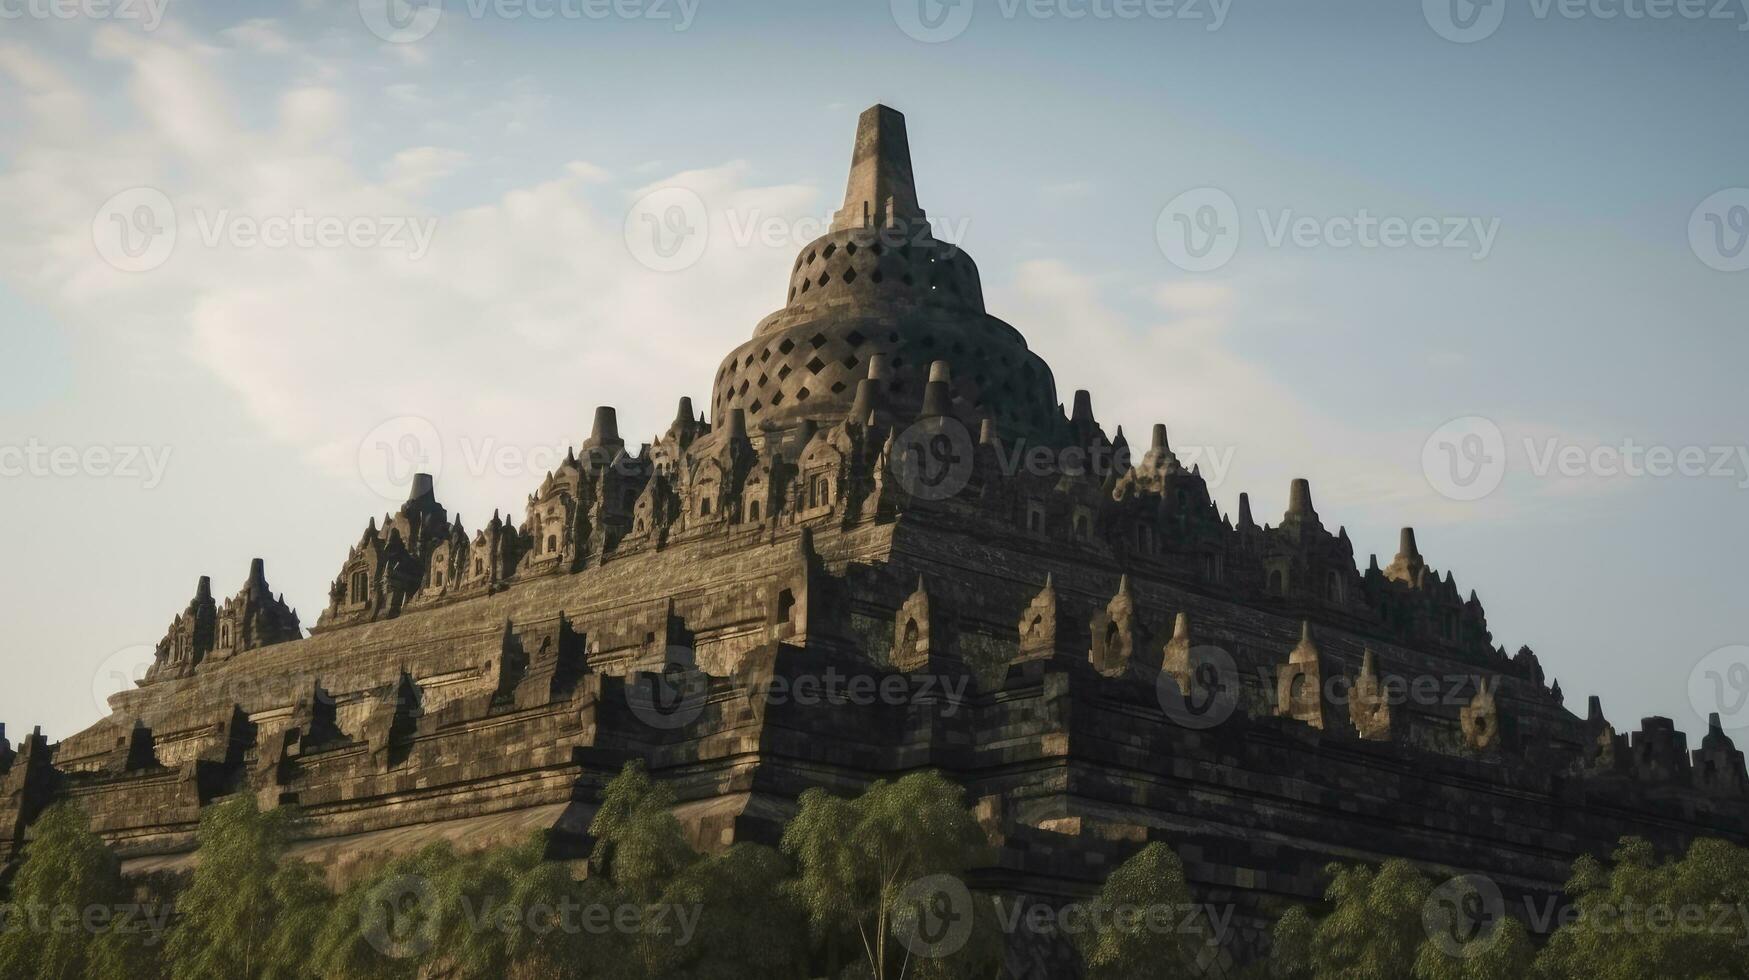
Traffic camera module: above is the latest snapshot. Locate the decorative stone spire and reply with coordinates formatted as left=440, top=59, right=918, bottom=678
left=831, top=104, right=928, bottom=235
left=584, top=406, right=622, bottom=452
left=1349, top=648, right=1392, bottom=740
left=1275, top=621, right=1325, bottom=729
left=893, top=575, right=934, bottom=672
left=1283, top=478, right=1319, bottom=523
left=1460, top=678, right=1500, bottom=752
left=921, top=361, right=954, bottom=418
left=1019, top=574, right=1066, bottom=661
left=1384, top=527, right=1427, bottom=584
left=1162, top=611, right=1193, bottom=694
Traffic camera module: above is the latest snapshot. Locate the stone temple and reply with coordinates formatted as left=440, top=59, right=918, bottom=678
left=3, top=105, right=1744, bottom=968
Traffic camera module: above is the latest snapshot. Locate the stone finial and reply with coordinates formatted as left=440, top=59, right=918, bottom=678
left=1089, top=575, right=1148, bottom=677
left=195, top=575, right=213, bottom=600
left=1460, top=677, right=1500, bottom=752
left=849, top=378, right=880, bottom=422
left=1694, top=713, right=1748, bottom=797
left=893, top=576, right=934, bottom=672
left=1275, top=621, right=1324, bottom=729
left=1236, top=493, right=1256, bottom=531
left=1151, top=423, right=1169, bottom=455
left=1071, top=389, right=1095, bottom=424
left=408, top=473, right=435, bottom=502
left=921, top=361, right=954, bottom=418
left=1285, top=479, right=1316, bottom=519
left=831, top=104, right=927, bottom=235
left=1161, top=612, right=1193, bottom=694
left=1383, top=527, right=1427, bottom=584
left=1019, top=575, right=1063, bottom=661
left=585, top=406, right=621, bottom=449
left=867, top=351, right=891, bottom=381
left=674, top=396, right=694, bottom=427
left=1349, top=648, right=1392, bottom=741
left=725, top=408, right=749, bottom=442
left=979, top=418, right=1000, bottom=447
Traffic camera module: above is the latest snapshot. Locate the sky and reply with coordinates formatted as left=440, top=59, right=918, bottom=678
left=0, top=0, right=1745, bottom=745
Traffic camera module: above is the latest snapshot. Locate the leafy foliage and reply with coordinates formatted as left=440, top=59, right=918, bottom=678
left=1535, top=836, right=1749, bottom=980
left=1072, top=841, right=1206, bottom=980
left=780, top=770, right=995, bottom=979
left=164, top=794, right=329, bottom=980
left=0, top=801, right=165, bottom=980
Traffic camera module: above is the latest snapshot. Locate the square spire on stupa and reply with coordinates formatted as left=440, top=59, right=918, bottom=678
left=830, top=104, right=929, bottom=235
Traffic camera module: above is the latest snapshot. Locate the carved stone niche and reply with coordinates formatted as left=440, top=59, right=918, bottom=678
left=1018, top=575, right=1077, bottom=663
left=892, top=577, right=935, bottom=672
left=1275, top=621, right=1325, bottom=730
left=1088, top=575, right=1150, bottom=678
left=1460, top=677, right=1500, bottom=752
left=1348, top=648, right=1393, bottom=741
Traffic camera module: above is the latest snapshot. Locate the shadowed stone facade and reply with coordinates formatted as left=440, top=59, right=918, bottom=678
left=4, top=104, right=1744, bottom=971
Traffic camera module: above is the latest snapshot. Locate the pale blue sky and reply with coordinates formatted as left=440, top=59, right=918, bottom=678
left=1, top=0, right=1745, bottom=743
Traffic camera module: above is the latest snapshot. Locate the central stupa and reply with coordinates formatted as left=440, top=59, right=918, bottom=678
left=711, top=105, right=1062, bottom=442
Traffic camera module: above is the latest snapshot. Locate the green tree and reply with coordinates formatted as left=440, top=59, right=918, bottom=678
left=588, top=759, right=698, bottom=903
left=1535, top=836, right=1749, bottom=980
left=310, top=842, right=458, bottom=980
left=641, top=842, right=808, bottom=979
left=780, top=770, right=994, bottom=979
left=164, top=794, right=332, bottom=980
left=1072, top=842, right=1208, bottom=980
left=1264, top=858, right=1539, bottom=980
left=0, top=801, right=164, bottom=980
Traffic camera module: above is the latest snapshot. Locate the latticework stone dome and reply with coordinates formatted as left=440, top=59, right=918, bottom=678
left=710, top=105, right=1061, bottom=442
